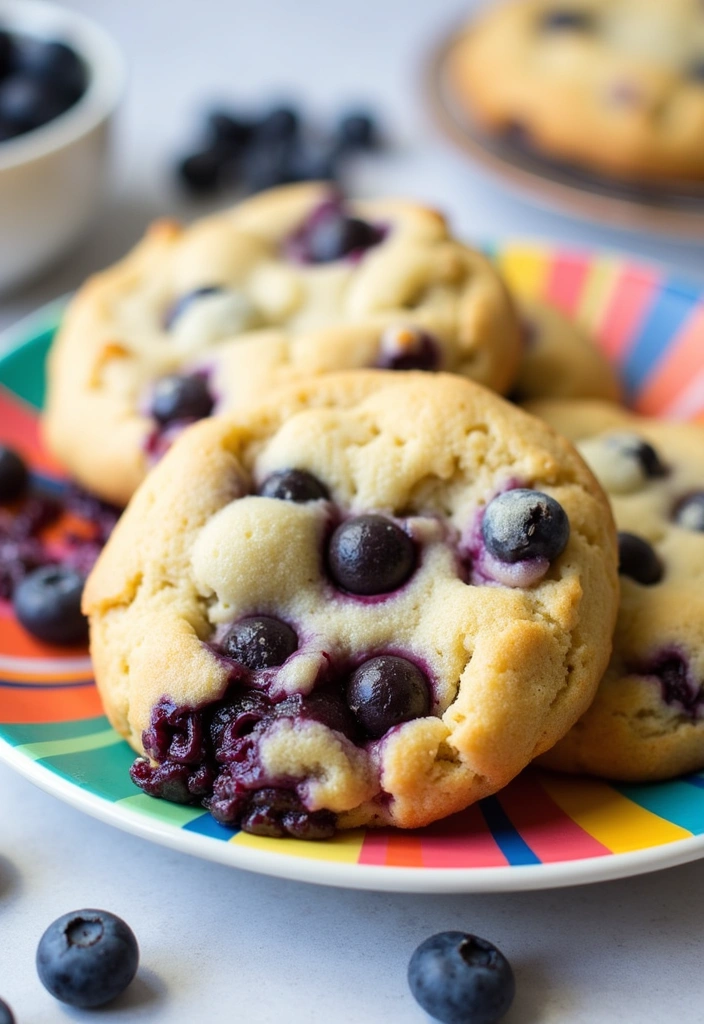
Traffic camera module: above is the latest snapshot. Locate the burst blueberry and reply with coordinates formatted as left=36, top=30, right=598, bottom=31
left=618, top=532, right=663, bottom=585
left=347, top=655, right=430, bottom=738
left=0, top=445, right=28, bottom=503
left=328, top=514, right=416, bottom=595
left=259, top=468, right=329, bottom=503
left=36, top=909, right=139, bottom=1009
left=12, top=565, right=87, bottom=645
left=163, top=285, right=223, bottom=329
left=408, top=931, right=515, bottom=1024
left=151, top=373, right=213, bottom=425
left=303, top=209, right=384, bottom=263
left=672, top=492, right=704, bottom=532
left=606, top=434, right=667, bottom=479
left=482, top=489, right=569, bottom=564
left=223, top=615, right=298, bottom=669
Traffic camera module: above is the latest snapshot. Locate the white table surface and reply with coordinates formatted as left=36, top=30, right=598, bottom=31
left=1, top=1, right=704, bottom=1021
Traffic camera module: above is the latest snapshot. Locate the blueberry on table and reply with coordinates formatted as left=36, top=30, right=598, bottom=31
left=12, top=565, right=87, bottom=645
left=255, top=105, right=299, bottom=143
left=0, top=445, right=28, bottom=502
left=151, top=373, right=214, bottom=425
left=176, top=148, right=223, bottom=195
left=0, top=74, right=70, bottom=134
left=242, top=137, right=298, bottom=193
left=36, top=909, right=139, bottom=1009
left=347, top=655, right=430, bottom=738
left=206, top=108, right=255, bottom=151
left=163, top=285, right=223, bottom=330
left=482, top=489, right=569, bottom=564
left=618, top=532, right=663, bottom=585
left=0, top=998, right=14, bottom=1024
left=673, top=491, right=704, bottom=531
left=223, top=615, right=298, bottom=669
left=336, top=110, right=379, bottom=151
left=287, top=141, right=339, bottom=184
left=408, top=931, right=515, bottom=1024
left=259, top=468, right=329, bottom=503
left=327, top=514, right=416, bottom=596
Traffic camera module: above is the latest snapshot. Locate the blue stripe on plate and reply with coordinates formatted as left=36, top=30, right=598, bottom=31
left=479, top=795, right=540, bottom=866
left=622, top=277, right=702, bottom=397
left=183, top=812, right=239, bottom=841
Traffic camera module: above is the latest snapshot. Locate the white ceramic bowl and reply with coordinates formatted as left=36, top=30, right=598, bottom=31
left=0, top=0, right=125, bottom=292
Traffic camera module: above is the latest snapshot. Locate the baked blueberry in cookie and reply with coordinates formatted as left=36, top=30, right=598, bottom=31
left=85, top=372, right=617, bottom=835
left=43, top=182, right=521, bottom=506
left=528, top=399, right=704, bottom=781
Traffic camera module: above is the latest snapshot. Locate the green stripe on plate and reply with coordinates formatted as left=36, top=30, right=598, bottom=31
left=41, top=742, right=137, bottom=802
left=16, top=728, right=122, bottom=762
left=118, top=793, right=206, bottom=827
left=0, top=716, right=111, bottom=747
left=0, top=327, right=56, bottom=409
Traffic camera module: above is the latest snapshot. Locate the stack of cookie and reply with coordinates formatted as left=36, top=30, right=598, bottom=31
left=41, top=182, right=698, bottom=840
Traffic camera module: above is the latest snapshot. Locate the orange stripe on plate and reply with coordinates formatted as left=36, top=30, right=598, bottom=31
left=0, top=684, right=104, bottom=724
left=385, top=834, right=424, bottom=868
left=635, top=305, right=704, bottom=416
left=596, top=266, right=660, bottom=362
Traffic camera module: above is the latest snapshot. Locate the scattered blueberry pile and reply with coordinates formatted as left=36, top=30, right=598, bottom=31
left=408, top=931, right=515, bottom=1024
left=176, top=102, right=380, bottom=197
left=0, top=443, right=119, bottom=644
left=0, top=29, right=87, bottom=142
left=129, top=468, right=572, bottom=837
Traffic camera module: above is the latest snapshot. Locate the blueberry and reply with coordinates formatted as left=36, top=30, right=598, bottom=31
left=240, top=787, right=336, bottom=839
left=540, top=9, right=594, bottom=31
left=256, top=105, right=299, bottom=143
left=306, top=211, right=383, bottom=263
left=640, top=652, right=701, bottom=715
left=36, top=909, right=139, bottom=1009
left=606, top=434, right=667, bottom=479
left=176, top=148, right=223, bottom=195
left=17, top=39, right=87, bottom=101
left=689, top=59, right=704, bottom=83
left=163, top=285, right=222, bottom=330
left=618, top=532, right=663, bottom=585
left=0, top=74, right=71, bottom=133
left=13, top=565, right=87, bottom=645
left=408, top=931, right=515, bottom=1024
left=673, top=492, right=704, bottom=531
left=347, top=655, right=430, bottom=738
left=0, top=30, right=13, bottom=79
left=482, top=489, right=570, bottom=564
left=151, top=374, right=213, bottom=425
left=0, top=445, right=28, bottom=502
left=336, top=110, right=379, bottom=151
left=206, top=109, right=255, bottom=151
left=327, top=514, right=416, bottom=595
left=241, top=138, right=298, bottom=193
left=0, top=998, right=14, bottom=1024
left=259, top=468, right=329, bottom=503
left=377, top=326, right=440, bottom=371
left=223, top=615, right=298, bottom=669
left=287, top=141, right=339, bottom=184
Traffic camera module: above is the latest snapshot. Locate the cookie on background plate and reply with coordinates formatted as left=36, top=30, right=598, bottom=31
left=528, top=399, right=704, bottom=781
left=43, top=182, right=521, bottom=507
left=449, top=0, right=704, bottom=183
left=84, top=371, right=618, bottom=837
left=512, top=298, right=621, bottom=403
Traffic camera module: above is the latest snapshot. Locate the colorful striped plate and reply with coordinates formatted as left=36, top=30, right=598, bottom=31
left=1, top=244, right=704, bottom=893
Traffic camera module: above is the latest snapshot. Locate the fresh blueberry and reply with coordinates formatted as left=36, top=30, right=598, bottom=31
left=36, top=909, right=139, bottom=1008
left=327, top=514, right=416, bottom=596
left=16, top=39, right=87, bottom=101
left=408, top=931, right=515, bottom=1024
left=482, top=489, right=570, bottom=564
left=163, top=285, right=222, bottom=330
left=241, top=137, right=298, bottom=193
left=287, top=141, right=339, bottom=183
left=151, top=374, right=214, bottom=425
left=377, top=326, right=440, bottom=371
left=0, top=998, right=14, bottom=1024
left=606, top=434, right=667, bottom=479
left=0, top=74, right=71, bottom=133
left=673, top=491, right=704, bottom=531
left=305, top=210, right=384, bottom=263
left=176, top=148, right=223, bottom=195
left=540, top=9, right=594, bottom=31
left=206, top=108, right=255, bottom=151
left=0, top=445, right=28, bottom=502
left=12, top=565, right=87, bottom=645
left=618, top=532, right=663, bottom=585
left=256, top=105, right=299, bottom=143
left=347, top=655, right=430, bottom=738
left=259, top=468, right=329, bottom=503
left=336, top=110, right=379, bottom=151
left=223, top=615, right=298, bottom=669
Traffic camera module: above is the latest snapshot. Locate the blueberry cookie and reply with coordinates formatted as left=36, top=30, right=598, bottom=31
left=528, top=399, right=704, bottom=780
left=513, top=299, right=620, bottom=403
left=84, top=372, right=618, bottom=836
left=450, top=0, right=704, bottom=182
left=43, top=182, right=521, bottom=507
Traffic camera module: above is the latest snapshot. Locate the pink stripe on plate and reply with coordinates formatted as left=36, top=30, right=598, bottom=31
left=660, top=365, right=704, bottom=421
left=419, top=804, right=509, bottom=868
left=543, top=252, right=591, bottom=317
left=596, top=266, right=661, bottom=363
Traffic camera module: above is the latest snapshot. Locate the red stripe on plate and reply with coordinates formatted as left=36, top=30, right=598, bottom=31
left=0, top=389, right=62, bottom=474
left=543, top=252, right=590, bottom=317
left=596, top=267, right=660, bottom=363
left=419, top=804, right=509, bottom=868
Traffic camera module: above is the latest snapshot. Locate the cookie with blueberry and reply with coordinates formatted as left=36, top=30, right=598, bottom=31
left=44, top=182, right=521, bottom=507
left=450, top=0, right=704, bottom=182
left=512, top=299, right=620, bottom=403
left=527, top=399, right=704, bottom=781
left=84, top=372, right=618, bottom=836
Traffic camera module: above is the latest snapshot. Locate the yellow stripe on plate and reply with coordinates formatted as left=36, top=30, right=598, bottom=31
left=495, top=245, right=551, bottom=300
left=230, top=828, right=366, bottom=863
left=575, top=257, right=621, bottom=336
left=541, top=775, right=691, bottom=853
left=16, top=729, right=122, bottom=762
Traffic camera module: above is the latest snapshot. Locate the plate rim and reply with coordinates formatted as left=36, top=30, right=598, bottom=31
left=2, top=279, right=704, bottom=894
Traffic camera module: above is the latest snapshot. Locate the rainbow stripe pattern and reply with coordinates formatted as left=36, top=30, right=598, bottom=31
left=1, top=243, right=703, bottom=878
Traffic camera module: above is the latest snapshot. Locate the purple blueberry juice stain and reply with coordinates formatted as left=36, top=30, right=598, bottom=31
left=631, top=650, right=704, bottom=719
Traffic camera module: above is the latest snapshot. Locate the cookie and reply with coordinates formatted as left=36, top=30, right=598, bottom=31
left=528, top=399, right=704, bottom=780
left=84, top=372, right=618, bottom=836
left=512, top=299, right=621, bottom=403
left=450, top=0, right=704, bottom=183
left=43, top=182, right=521, bottom=507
